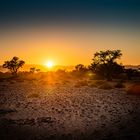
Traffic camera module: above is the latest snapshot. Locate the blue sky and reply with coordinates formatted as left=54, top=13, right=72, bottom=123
left=0, top=0, right=140, bottom=26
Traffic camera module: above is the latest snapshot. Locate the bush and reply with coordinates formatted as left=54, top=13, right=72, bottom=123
left=114, top=82, right=125, bottom=88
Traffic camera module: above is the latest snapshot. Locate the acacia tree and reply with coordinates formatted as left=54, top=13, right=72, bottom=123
left=30, top=67, right=40, bottom=73
left=90, top=50, right=124, bottom=81
left=3, top=56, right=25, bottom=75
left=30, top=67, right=36, bottom=73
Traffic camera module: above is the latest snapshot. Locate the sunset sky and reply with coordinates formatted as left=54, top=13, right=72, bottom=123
left=0, top=0, right=140, bottom=66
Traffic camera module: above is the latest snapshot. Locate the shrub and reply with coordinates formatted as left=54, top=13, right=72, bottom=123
left=30, top=67, right=36, bottom=73
left=114, top=82, right=125, bottom=88
left=99, top=83, right=114, bottom=90
left=75, top=64, right=88, bottom=72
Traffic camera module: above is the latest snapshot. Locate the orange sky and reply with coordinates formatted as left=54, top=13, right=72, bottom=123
left=0, top=25, right=140, bottom=66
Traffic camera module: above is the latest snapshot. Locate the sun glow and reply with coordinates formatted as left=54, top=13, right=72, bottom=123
left=45, top=60, right=54, bottom=68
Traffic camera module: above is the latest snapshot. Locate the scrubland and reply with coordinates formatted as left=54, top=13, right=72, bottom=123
left=0, top=72, right=140, bottom=140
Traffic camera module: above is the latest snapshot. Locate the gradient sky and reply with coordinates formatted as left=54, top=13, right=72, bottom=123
left=0, top=0, right=140, bottom=65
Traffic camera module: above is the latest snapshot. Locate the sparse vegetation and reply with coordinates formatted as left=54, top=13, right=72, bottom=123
left=125, top=68, right=140, bottom=80
left=0, top=50, right=139, bottom=93
left=75, top=80, right=88, bottom=87
left=75, top=64, right=87, bottom=72
left=72, top=64, right=89, bottom=78
left=114, top=82, right=125, bottom=88
left=30, top=67, right=41, bottom=73
left=90, top=50, right=124, bottom=81
left=0, top=51, right=140, bottom=140
left=30, top=67, right=36, bottom=73
left=36, top=69, right=40, bottom=72
left=3, top=56, right=25, bottom=75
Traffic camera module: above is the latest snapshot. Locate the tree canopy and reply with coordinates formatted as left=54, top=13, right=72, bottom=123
left=3, top=56, right=25, bottom=75
left=90, top=50, right=124, bottom=80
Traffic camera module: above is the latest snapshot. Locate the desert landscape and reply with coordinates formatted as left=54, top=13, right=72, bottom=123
left=1, top=0, right=140, bottom=139
left=0, top=71, right=140, bottom=140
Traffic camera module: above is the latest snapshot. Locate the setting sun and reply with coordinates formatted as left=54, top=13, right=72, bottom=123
left=45, top=60, right=54, bottom=68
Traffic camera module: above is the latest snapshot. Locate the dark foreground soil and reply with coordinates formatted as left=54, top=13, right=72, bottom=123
left=0, top=80, right=140, bottom=140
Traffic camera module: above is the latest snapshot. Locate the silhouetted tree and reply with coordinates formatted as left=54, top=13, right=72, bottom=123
left=30, top=67, right=36, bottom=73
left=30, top=67, right=41, bottom=73
left=3, top=56, right=25, bottom=75
left=125, top=68, right=139, bottom=80
left=36, top=69, right=40, bottom=73
left=75, top=64, right=87, bottom=72
left=56, top=69, right=66, bottom=74
left=90, top=50, right=124, bottom=81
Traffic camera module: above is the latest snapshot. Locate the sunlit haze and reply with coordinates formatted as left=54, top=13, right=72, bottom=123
left=0, top=25, right=140, bottom=66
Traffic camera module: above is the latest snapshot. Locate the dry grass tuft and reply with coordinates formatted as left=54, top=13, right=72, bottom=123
left=99, top=83, right=114, bottom=90
left=88, top=80, right=105, bottom=88
left=94, top=80, right=105, bottom=86
left=75, top=80, right=88, bottom=88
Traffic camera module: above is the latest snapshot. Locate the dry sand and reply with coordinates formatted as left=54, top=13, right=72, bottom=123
left=0, top=79, right=140, bottom=140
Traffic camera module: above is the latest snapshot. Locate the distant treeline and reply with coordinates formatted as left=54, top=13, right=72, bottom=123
left=1, top=50, right=140, bottom=81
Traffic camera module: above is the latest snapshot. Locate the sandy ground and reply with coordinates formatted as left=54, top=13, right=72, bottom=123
left=0, top=79, right=140, bottom=140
